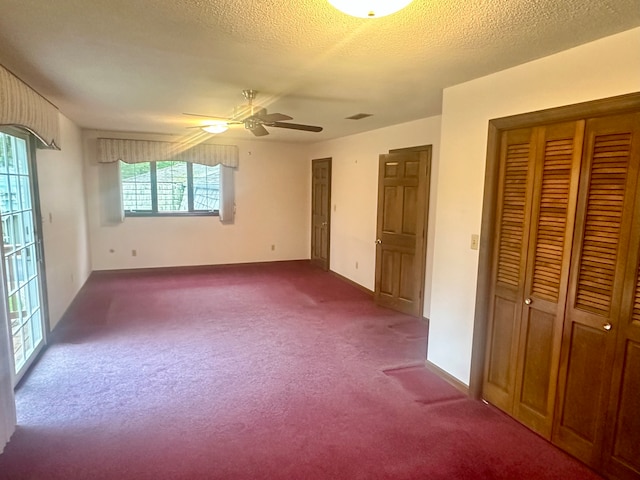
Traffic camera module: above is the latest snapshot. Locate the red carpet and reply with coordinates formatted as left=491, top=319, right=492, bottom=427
left=0, top=261, right=602, bottom=479
left=383, top=366, right=465, bottom=405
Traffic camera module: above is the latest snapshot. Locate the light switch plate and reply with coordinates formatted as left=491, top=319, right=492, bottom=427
left=471, top=234, right=480, bottom=250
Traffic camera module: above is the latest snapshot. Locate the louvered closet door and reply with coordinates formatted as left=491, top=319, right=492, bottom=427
left=602, top=113, right=640, bottom=480
left=553, top=113, right=640, bottom=471
left=511, top=121, right=584, bottom=438
left=483, top=123, right=583, bottom=434
left=483, top=128, right=537, bottom=413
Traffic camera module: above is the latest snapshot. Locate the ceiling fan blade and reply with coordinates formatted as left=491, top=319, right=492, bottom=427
left=256, top=112, right=293, bottom=122
left=250, top=124, right=269, bottom=137
left=270, top=122, right=323, bottom=133
left=183, top=112, right=232, bottom=121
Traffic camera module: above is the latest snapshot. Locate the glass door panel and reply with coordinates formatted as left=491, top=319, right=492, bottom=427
left=0, top=131, right=46, bottom=382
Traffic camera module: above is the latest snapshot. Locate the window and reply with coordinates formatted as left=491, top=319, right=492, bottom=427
left=121, top=161, right=220, bottom=216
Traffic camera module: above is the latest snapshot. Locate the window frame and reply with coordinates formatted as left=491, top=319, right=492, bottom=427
left=122, top=161, right=220, bottom=217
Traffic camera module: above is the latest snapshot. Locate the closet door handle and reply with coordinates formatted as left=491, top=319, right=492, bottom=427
left=376, top=239, right=382, bottom=244
left=524, top=298, right=532, bottom=305
left=603, top=323, right=612, bottom=332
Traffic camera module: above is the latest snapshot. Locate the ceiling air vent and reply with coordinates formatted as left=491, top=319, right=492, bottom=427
left=345, top=113, right=373, bottom=120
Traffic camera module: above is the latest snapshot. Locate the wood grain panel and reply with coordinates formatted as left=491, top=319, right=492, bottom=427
left=383, top=186, right=399, bottom=233
left=385, top=162, right=398, bottom=178
left=313, top=226, right=322, bottom=257
left=560, top=323, right=608, bottom=443
left=402, top=186, right=417, bottom=235
left=519, top=309, right=555, bottom=415
left=404, top=160, right=419, bottom=177
left=399, top=252, right=415, bottom=301
left=574, top=133, right=632, bottom=315
left=380, top=249, right=395, bottom=296
left=496, top=142, right=530, bottom=287
left=611, top=341, right=640, bottom=472
left=487, top=296, right=517, bottom=392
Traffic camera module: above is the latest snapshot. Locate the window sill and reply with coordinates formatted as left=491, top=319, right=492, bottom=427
left=124, top=211, right=219, bottom=218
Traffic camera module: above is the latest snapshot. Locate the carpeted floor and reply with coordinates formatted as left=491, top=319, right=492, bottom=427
left=0, top=261, right=602, bottom=479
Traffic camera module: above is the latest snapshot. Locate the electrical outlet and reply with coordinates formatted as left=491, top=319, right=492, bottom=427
left=132, top=249, right=137, bottom=257
left=470, top=234, right=480, bottom=250
left=271, top=244, right=275, bottom=251
left=355, top=261, right=359, bottom=269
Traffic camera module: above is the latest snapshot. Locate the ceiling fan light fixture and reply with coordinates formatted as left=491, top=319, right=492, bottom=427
left=201, top=122, right=229, bottom=134
left=327, top=0, right=413, bottom=18
left=185, top=90, right=323, bottom=137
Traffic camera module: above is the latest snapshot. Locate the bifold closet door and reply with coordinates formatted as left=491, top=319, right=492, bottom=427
left=483, top=121, right=583, bottom=439
left=511, top=121, right=584, bottom=438
left=483, top=127, right=536, bottom=413
left=605, top=174, right=640, bottom=480
left=553, top=112, right=640, bottom=474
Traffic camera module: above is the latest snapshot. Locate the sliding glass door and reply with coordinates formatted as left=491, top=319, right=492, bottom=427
left=0, top=129, right=47, bottom=383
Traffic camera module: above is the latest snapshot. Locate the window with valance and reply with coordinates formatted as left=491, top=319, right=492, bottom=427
left=97, top=138, right=238, bottom=224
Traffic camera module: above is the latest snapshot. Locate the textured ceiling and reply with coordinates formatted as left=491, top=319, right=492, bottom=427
left=0, top=0, right=638, bottom=142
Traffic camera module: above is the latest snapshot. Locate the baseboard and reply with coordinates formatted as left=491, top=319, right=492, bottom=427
left=425, top=360, right=469, bottom=396
left=328, top=270, right=374, bottom=296
left=92, top=259, right=311, bottom=276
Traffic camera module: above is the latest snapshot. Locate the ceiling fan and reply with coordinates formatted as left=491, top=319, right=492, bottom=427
left=184, top=89, right=323, bottom=137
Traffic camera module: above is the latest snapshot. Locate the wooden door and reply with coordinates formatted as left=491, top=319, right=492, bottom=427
left=483, top=127, right=537, bottom=413
left=604, top=173, right=640, bottom=480
left=553, top=113, right=640, bottom=470
left=311, top=158, right=331, bottom=271
left=603, top=202, right=640, bottom=479
left=374, top=150, right=429, bottom=317
left=483, top=122, right=584, bottom=438
left=511, top=121, right=584, bottom=437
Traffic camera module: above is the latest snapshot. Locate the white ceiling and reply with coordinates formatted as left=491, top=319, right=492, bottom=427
left=0, top=0, right=639, bottom=143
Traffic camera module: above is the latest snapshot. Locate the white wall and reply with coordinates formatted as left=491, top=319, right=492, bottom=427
left=307, top=116, right=442, bottom=317
left=84, top=130, right=310, bottom=270
left=37, top=114, right=92, bottom=329
left=429, top=27, right=640, bottom=384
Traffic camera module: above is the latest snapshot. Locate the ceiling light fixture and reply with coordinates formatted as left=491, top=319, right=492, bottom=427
left=201, top=122, right=229, bottom=134
left=327, top=0, right=413, bottom=18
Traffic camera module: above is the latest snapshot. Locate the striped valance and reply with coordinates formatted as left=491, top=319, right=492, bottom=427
left=97, top=138, right=239, bottom=168
left=0, top=65, right=60, bottom=149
